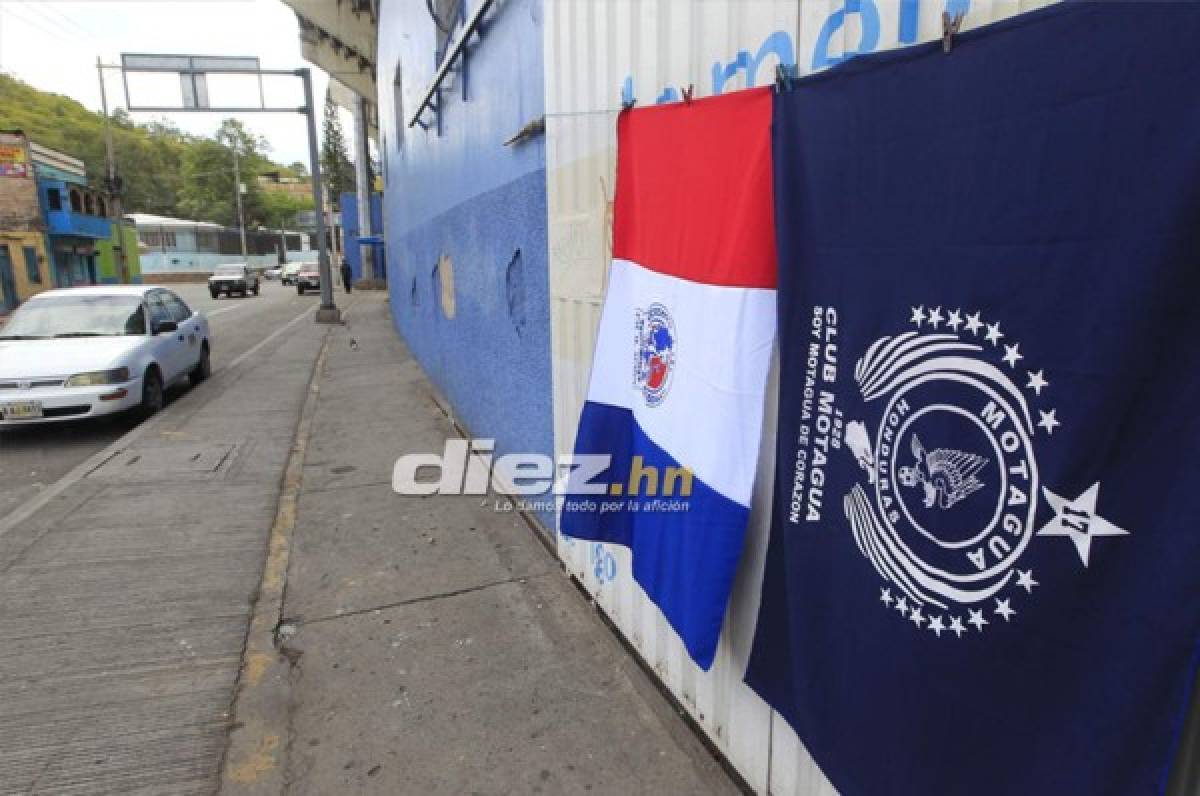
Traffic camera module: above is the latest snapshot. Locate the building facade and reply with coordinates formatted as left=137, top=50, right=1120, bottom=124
left=0, top=131, right=52, bottom=311
left=130, top=213, right=315, bottom=277
left=30, top=142, right=126, bottom=287
left=338, top=190, right=383, bottom=282
left=378, top=0, right=554, bottom=526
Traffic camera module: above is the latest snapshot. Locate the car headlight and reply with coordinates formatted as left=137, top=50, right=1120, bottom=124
left=65, top=367, right=131, bottom=387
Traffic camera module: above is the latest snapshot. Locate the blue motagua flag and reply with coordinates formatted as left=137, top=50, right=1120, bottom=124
left=744, top=3, right=1200, bottom=795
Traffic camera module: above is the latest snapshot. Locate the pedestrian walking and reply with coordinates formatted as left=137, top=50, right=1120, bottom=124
left=340, top=259, right=353, bottom=294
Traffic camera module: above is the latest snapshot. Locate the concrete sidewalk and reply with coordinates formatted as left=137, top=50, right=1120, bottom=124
left=221, top=293, right=738, bottom=795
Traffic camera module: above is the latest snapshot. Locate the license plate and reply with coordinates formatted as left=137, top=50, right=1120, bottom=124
left=1, top=401, right=43, bottom=420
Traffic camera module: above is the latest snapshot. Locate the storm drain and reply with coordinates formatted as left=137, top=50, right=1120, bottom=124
left=90, top=442, right=238, bottom=480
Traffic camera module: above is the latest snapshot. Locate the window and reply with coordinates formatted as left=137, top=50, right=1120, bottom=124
left=146, top=292, right=173, bottom=328
left=46, top=188, right=62, bottom=211
left=195, top=228, right=219, bottom=252
left=163, top=292, right=192, bottom=323
left=0, top=293, right=146, bottom=337
left=69, top=189, right=82, bottom=213
left=83, top=194, right=95, bottom=215
left=22, top=246, right=40, bottom=284
left=97, top=197, right=107, bottom=217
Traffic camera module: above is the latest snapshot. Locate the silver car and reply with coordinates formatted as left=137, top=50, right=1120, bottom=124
left=0, top=286, right=211, bottom=425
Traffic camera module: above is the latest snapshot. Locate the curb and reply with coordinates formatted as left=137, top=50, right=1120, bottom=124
left=217, top=315, right=336, bottom=794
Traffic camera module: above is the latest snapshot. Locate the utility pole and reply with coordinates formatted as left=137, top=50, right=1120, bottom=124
left=301, top=68, right=337, bottom=320
left=353, top=95, right=374, bottom=281
left=230, top=143, right=248, bottom=260
left=96, top=56, right=129, bottom=283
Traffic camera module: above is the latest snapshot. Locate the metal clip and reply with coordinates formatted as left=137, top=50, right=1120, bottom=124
left=774, top=63, right=799, bottom=93
left=942, top=11, right=965, bottom=54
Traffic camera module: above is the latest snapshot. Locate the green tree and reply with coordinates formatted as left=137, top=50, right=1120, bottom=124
left=260, top=191, right=314, bottom=230
left=320, top=95, right=354, bottom=209
left=177, top=119, right=272, bottom=227
left=0, top=75, right=300, bottom=221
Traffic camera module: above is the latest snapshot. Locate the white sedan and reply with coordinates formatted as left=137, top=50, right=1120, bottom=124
left=0, top=286, right=211, bottom=426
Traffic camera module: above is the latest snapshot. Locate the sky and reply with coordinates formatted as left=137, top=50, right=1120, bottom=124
left=0, top=0, right=343, bottom=166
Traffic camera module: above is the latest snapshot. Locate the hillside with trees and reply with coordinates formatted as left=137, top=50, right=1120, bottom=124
left=0, top=74, right=312, bottom=227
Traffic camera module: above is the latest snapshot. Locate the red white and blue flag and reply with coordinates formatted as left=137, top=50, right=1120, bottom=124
left=560, top=88, right=776, bottom=670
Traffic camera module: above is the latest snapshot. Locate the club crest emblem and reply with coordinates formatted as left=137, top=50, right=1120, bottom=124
left=633, top=303, right=676, bottom=408
left=797, top=305, right=1131, bottom=638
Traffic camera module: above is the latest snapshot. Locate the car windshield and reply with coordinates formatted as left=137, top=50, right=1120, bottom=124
left=215, top=266, right=244, bottom=276
left=0, top=294, right=146, bottom=339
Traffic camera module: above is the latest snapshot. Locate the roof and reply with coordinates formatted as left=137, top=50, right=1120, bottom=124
left=125, top=212, right=310, bottom=237
left=126, top=213, right=222, bottom=229
left=29, top=142, right=85, bottom=178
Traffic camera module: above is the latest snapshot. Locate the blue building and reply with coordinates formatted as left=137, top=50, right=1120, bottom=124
left=377, top=0, right=553, bottom=527
left=339, top=191, right=385, bottom=282
left=31, top=142, right=114, bottom=287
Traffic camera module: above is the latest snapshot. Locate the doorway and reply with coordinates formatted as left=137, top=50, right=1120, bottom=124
left=0, top=246, right=18, bottom=313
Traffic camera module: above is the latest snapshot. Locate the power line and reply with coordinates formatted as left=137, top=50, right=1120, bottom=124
left=0, top=2, right=89, bottom=47
left=7, top=0, right=94, bottom=41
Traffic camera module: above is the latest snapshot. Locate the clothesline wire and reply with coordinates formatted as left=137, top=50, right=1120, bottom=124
left=543, top=108, right=624, bottom=118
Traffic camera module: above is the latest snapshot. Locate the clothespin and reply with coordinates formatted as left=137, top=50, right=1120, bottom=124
left=774, top=64, right=799, bottom=93
left=942, top=10, right=965, bottom=54
left=620, top=77, right=636, bottom=111
left=681, top=84, right=694, bottom=105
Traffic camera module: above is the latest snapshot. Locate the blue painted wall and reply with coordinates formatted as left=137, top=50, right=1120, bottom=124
left=378, top=0, right=554, bottom=528
left=339, top=191, right=385, bottom=282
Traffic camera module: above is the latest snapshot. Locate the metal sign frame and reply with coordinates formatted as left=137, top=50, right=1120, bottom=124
left=115, top=52, right=338, bottom=321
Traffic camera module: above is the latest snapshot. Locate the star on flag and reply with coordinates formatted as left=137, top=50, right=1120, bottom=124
left=948, top=616, right=966, bottom=638
left=994, top=597, right=1016, bottom=622
left=1037, top=483, right=1130, bottom=567
left=985, top=321, right=1005, bottom=346
left=946, top=309, right=963, bottom=332
left=964, top=311, right=984, bottom=335
left=1026, top=369, right=1049, bottom=395
left=927, top=306, right=944, bottom=328
left=1002, top=342, right=1023, bottom=368
left=967, top=609, right=988, bottom=632
left=1016, top=569, right=1038, bottom=593
left=927, top=615, right=946, bottom=637
left=1038, top=409, right=1060, bottom=435
left=910, top=306, right=926, bottom=325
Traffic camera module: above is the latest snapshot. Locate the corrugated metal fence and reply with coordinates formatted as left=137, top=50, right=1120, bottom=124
left=542, top=1, right=1080, bottom=792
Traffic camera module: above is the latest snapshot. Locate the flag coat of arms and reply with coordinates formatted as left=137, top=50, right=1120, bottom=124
left=744, top=3, right=1200, bottom=794
left=561, top=88, right=776, bottom=670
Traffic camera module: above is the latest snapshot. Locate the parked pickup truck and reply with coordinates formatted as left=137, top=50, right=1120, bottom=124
left=209, top=264, right=260, bottom=299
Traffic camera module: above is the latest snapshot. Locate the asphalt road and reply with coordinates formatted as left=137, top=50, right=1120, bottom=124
left=0, top=278, right=329, bottom=523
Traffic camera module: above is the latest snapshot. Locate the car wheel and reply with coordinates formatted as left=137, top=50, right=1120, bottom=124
left=189, top=343, right=211, bottom=386
left=140, top=368, right=164, bottom=418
